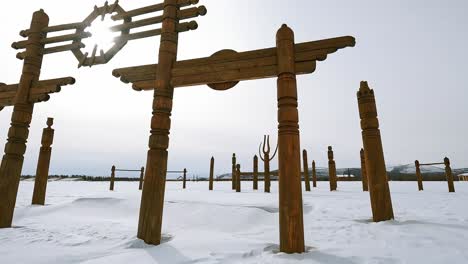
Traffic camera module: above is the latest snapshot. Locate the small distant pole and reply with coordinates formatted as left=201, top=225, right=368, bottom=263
left=209, top=157, right=214, bottom=190
left=415, top=160, right=423, bottom=191
left=110, top=165, right=116, bottom=191
left=312, top=160, right=317, bottom=188
left=232, top=153, right=236, bottom=190
left=183, top=168, right=187, bottom=189
left=139, top=167, right=145, bottom=190
left=302, top=150, right=311, bottom=191
left=253, top=155, right=259, bottom=190
left=328, top=146, right=337, bottom=191
left=236, top=164, right=241, bottom=192
left=444, top=157, right=455, bottom=193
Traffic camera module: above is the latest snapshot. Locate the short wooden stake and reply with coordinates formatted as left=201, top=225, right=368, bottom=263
left=110, top=165, right=116, bottom=191
left=183, top=168, right=187, bottom=189
left=312, top=160, right=317, bottom=188
left=236, top=164, right=241, bottom=192
left=357, top=81, right=394, bottom=222
left=415, top=160, right=423, bottom=191
left=232, top=153, right=236, bottom=190
left=444, top=157, right=455, bottom=193
left=209, top=157, right=214, bottom=190
left=253, top=155, right=259, bottom=190
left=32, top=118, right=55, bottom=205
left=328, top=146, right=337, bottom=191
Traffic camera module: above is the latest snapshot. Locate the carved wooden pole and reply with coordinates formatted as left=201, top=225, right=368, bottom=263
left=357, top=81, right=394, bottom=222
left=276, top=24, right=305, bottom=253
left=110, top=165, right=116, bottom=191
left=302, top=150, right=311, bottom=191
left=253, top=155, right=258, bottom=190
left=259, top=135, right=277, bottom=193
left=139, top=167, right=144, bottom=190
left=183, top=168, right=187, bottom=189
left=415, top=160, right=423, bottom=191
left=31, top=118, right=54, bottom=205
left=209, top=156, right=214, bottom=190
left=232, top=153, right=236, bottom=190
left=236, top=164, right=241, bottom=192
left=312, top=160, right=317, bottom=188
left=328, top=146, right=337, bottom=191
left=0, top=10, right=49, bottom=228
left=444, top=157, right=455, bottom=193
left=360, top=148, right=369, bottom=191
left=138, top=0, right=180, bottom=245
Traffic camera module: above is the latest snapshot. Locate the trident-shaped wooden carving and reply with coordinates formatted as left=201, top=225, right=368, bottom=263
left=259, top=135, right=278, bottom=193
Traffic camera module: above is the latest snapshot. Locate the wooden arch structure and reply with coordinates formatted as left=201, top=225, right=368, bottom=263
left=0, top=0, right=355, bottom=254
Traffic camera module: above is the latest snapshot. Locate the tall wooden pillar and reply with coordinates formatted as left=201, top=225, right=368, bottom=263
left=328, top=146, right=337, bottom=191
left=312, top=160, right=317, bottom=188
left=138, top=0, right=180, bottom=245
left=110, top=165, right=116, bottom=191
left=139, top=167, right=144, bottom=190
left=357, top=81, right=394, bottom=222
left=0, top=10, right=49, bottom=228
left=182, top=168, right=187, bottom=189
left=415, top=160, right=423, bottom=191
left=276, top=24, right=305, bottom=253
left=444, top=157, right=455, bottom=193
left=253, top=155, right=258, bottom=190
left=209, top=157, right=214, bottom=190
left=231, top=153, right=236, bottom=190
left=236, top=164, right=241, bottom=192
left=302, top=150, right=311, bottom=191
left=360, top=148, right=369, bottom=191
left=32, top=118, right=54, bottom=205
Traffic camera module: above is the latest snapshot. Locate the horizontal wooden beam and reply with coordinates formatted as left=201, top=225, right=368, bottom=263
left=12, top=32, right=91, bottom=50
left=419, top=162, right=445, bottom=166
left=111, top=0, right=199, bottom=20
left=112, top=36, right=355, bottom=91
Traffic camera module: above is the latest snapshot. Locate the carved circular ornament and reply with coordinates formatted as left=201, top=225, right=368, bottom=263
left=207, top=49, right=240, bottom=91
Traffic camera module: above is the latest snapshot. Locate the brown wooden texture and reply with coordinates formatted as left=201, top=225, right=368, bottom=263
left=357, top=81, right=394, bottom=222
left=276, top=24, right=305, bottom=253
left=110, top=165, right=116, bottom=191
left=444, top=158, right=455, bottom=193
left=209, top=157, right=214, bottom=190
left=236, top=164, right=241, bottom=193
left=312, top=160, right=317, bottom=188
left=31, top=118, right=54, bottom=205
left=183, top=168, right=187, bottom=189
left=112, top=36, right=355, bottom=91
left=302, top=149, right=311, bottom=192
left=328, top=146, right=337, bottom=191
left=0, top=10, right=49, bottom=228
left=231, top=153, right=236, bottom=190
left=360, top=148, right=369, bottom=192
left=259, top=135, right=277, bottom=193
left=415, top=160, right=423, bottom=191
left=138, top=0, right=180, bottom=245
left=139, top=167, right=145, bottom=190
left=253, top=155, right=258, bottom=190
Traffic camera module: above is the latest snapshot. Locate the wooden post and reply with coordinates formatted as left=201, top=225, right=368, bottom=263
left=415, top=160, right=423, bottom=191
left=110, top=165, right=116, bottom=191
left=209, top=156, right=214, bottom=190
left=0, top=10, right=49, bottom=228
left=31, top=118, right=55, bottom=205
left=302, top=150, right=311, bottom=191
left=444, top=157, right=455, bottom=193
left=276, top=24, right=305, bottom=253
left=232, top=153, right=236, bottom=190
left=139, top=167, right=144, bottom=190
left=138, top=0, right=180, bottom=245
left=328, top=146, right=337, bottom=191
left=312, top=160, right=317, bottom=188
left=236, top=164, right=241, bottom=192
left=259, top=136, right=277, bottom=193
left=357, top=81, right=394, bottom=222
left=253, top=155, right=258, bottom=190
left=360, top=148, right=369, bottom=191
left=183, top=168, right=187, bottom=189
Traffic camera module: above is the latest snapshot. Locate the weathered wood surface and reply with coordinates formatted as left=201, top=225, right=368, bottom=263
left=302, top=150, right=311, bottom=191
left=360, top=148, right=369, bottom=191
left=111, top=0, right=199, bottom=20
left=0, top=77, right=75, bottom=108
left=31, top=118, right=54, bottom=205
left=276, top=25, right=305, bottom=253
left=444, top=158, right=455, bottom=193
left=112, top=36, right=355, bottom=91
left=0, top=10, right=49, bottom=228
left=328, top=146, right=337, bottom=191
left=415, top=160, right=423, bottom=191
left=357, top=81, right=394, bottom=222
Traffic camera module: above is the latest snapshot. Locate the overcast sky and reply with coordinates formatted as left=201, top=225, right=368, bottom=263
left=1, top=0, right=467, bottom=178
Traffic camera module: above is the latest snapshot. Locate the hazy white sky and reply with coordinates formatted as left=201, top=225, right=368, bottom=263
left=1, top=0, right=467, bottom=178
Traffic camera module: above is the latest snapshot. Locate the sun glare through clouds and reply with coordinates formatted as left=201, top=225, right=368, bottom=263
left=83, top=16, right=120, bottom=54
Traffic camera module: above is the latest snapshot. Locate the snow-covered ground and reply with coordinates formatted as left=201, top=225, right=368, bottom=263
left=1, top=181, right=468, bottom=264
